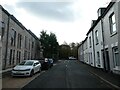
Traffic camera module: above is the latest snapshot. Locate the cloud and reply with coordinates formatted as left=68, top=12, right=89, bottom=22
left=16, top=2, right=76, bottom=22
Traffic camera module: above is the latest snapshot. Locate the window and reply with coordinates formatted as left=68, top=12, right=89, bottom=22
left=9, top=49, right=15, bottom=65
left=9, top=49, right=12, bottom=65
left=109, top=13, right=116, bottom=34
left=89, top=37, right=92, bottom=48
left=95, top=30, right=99, bottom=44
left=11, top=29, right=16, bottom=46
left=113, top=47, right=119, bottom=67
left=12, top=50, right=15, bottom=64
left=24, top=50, right=27, bottom=60
left=1, top=21, right=5, bottom=39
left=97, top=52, right=100, bottom=66
left=32, top=41, right=34, bottom=48
left=28, top=52, right=30, bottom=59
left=29, top=39, right=30, bottom=50
left=17, top=33, right=22, bottom=49
left=17, top=51, right=21, bottom=64
left=90, top=53, right=93, bottom=64
left=0, top=35, right=1, bottom=41
left=25, top=36, right=27, bottom=48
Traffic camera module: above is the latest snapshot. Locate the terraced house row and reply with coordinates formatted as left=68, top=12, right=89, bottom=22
left=78, top=1, right=120, bottom=75
left=0, top=5, right=43, bottom=70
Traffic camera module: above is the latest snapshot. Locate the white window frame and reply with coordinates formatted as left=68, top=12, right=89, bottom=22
left=97, top=51, right=100, bottom=66
left=113, top=47, right=119, bottom=67
left=109, top=13, right=117, bottom=34
left=95, top=30, right=99, bottom=44
left=89, top=36, right=92, bottom=48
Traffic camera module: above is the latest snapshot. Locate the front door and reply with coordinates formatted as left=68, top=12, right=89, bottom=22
left=105, top=50, right=110, bottom=71
left=102, top=50, right=110, bottom=71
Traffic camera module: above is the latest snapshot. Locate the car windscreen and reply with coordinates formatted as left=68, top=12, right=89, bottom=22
left=19, top=61, right=33, bottom=66
left=25, top=61, right=34, bottom=65
left=19, top=61, right=26, bottom=65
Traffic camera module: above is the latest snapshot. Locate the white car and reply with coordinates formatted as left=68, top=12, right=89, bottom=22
left=12, top=60, right=41, bottom=77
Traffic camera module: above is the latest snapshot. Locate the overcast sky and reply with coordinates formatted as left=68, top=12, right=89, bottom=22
left=0, top=0, right=111, bottom=45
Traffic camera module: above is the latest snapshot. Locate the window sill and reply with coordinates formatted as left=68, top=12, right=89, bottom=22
left=110, top=32, right=117, bottom=37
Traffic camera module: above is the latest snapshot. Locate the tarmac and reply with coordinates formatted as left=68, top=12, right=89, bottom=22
left=78, top=61, right=120, bottom=89
left=1, top=60, right=120, bottom=89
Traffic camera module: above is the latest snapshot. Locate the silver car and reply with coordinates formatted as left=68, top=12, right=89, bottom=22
left=12, top=60, right=41, bottom=76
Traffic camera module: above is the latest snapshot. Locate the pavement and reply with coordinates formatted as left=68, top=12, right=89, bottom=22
left=78, top=61, right=120, bottom=89
left=1, top=68, right=12, bottom=78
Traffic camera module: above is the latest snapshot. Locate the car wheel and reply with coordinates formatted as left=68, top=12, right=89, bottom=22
left=30, top=70, right=34, bottom=77
left=38, top=67, right=41, bottom=73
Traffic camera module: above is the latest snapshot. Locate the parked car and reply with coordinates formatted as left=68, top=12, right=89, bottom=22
left=11, top=60, right=41, bottom=77
left=39, top=59, right=46, bottom=70
left=69, top=56, right=76, bottom=60
left=48, top=58, right=54, bottom=68
left=42, top=58, right=50, bottom=70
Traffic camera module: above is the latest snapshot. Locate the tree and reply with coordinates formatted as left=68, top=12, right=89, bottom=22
left=59, top=42, right=80, bottom=60
left=40, top=30, right=59, bottom=60
left=59, top=44, right=71, bottom=59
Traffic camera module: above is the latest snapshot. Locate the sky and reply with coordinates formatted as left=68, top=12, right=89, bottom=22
left=0, top=0, right=111, bottom=45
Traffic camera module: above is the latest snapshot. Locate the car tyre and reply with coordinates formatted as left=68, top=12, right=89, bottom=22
left=38, top=67, right=41, bottom=73
left=30, top=70, right=34, bottom=77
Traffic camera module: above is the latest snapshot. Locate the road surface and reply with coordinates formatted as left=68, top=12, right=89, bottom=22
left=22, top=60, right=112, bottom=88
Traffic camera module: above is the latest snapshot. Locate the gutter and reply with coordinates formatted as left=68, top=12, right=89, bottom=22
left=101, top=18, right=107, bottom=71
left=92, top=31, right=96, bottom=67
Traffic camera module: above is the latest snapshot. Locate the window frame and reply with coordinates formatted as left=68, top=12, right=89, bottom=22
left=89, top=36, right=92, bottom=48
left=97, top=51, right=100, bottom=66
left=109, top=12, right=117, bottom=35
left=113, top=47, right=119, bottom=67
left=95, top=30, right=99, bottom=45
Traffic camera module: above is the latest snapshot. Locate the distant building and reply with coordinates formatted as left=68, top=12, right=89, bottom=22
left=78, top=41, right=84, bottom=62
left=86, top=27, right=95, bottom=67
left=83, top=37, right=88, bottom=64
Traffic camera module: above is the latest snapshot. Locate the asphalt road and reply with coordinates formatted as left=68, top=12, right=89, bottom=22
left=22, top=60, right=112, bottom=88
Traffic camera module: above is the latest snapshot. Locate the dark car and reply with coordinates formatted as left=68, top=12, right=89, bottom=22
left=48, top=58, right=54, bottom=68
left=39, top=59, right=45, bottom=70
left=39, top=58, right=54, bottom=70
left=41, top=58, right=50, bottom=70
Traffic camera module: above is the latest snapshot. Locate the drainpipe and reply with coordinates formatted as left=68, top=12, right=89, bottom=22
left=101, top=18, right=107, bottom=71
left=92, top=31, right=96, bottom=67
left=4, top=15, right=10, bottom=70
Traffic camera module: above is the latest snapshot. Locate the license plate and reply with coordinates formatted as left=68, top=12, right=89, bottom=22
left=16, top=71, right=21, bottom=73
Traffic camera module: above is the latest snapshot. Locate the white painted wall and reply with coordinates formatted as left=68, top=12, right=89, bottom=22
left=93, top=21, right=104, bottom=68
